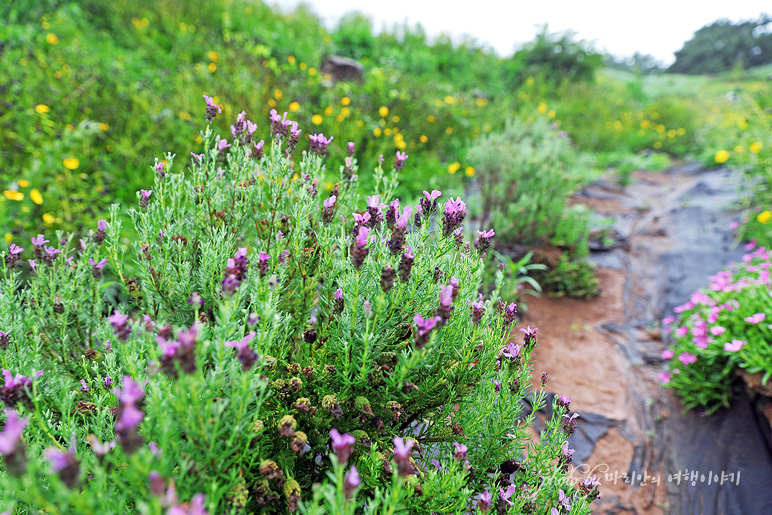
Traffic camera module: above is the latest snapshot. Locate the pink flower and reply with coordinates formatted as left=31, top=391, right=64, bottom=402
left=658, top=372, right=672, bottom=384
left=744, top=313, right=766, bottom=324
left=662, top=316, right=675, bottom=325
left=661, top=349, right=674, bottom=360
left=724, top=340, right=747, bottom=352
left=710, top=326, right=726, bottom=336
left=678, top=352, right=697, bottom=365
left=675, top=326, right=689, bottom=338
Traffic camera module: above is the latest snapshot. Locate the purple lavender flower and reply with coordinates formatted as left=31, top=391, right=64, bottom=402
left=394, top=151, right=408, bottom=172
left=0, top=331, right=9, bottom=351
left=393, top=436, right=414, bottom=476
left=286, top=121, right=301, bottom=156
left=344, top=465, right=360, bottom=499
left=1, top=370, right=42, bottom=408
left=557, top=395, right=571, bottom=410
left=31, top=234, right=49, bottom=260
left=114, top=376, right=146, bottom=454
left=139, top=189, right=153, bottom=209
left=413, top=313, right=440, bottom=349
left=419, top=189, right=442, bottom=216
left=257, top=250, right=270, bottom=278
left=470, top=301, right=485, bottom=325
left=86, top=435, right=114, bottom=463
left=562, top=412, right=579, bottom=436
left=561, top=441, right=575, bottom=465
left=154, top=160, right=166, bottom=178
left=217, top=139, right=231, bottom=155
left=203, top=95, right=221, bottom=123
left=251, top=139, right=265, bottom=160
left=93, top=220, right=108, bottom=245
left=0, top=409, right=28, bottom=476
left=398, top=247, right=415, bottom=282
left=501, top=342, right=521, bottom=361
left=225, top=332, right=258, bottom=370
left=452, top=442, right=467, bottom=460
left=380, top=265, right=397, bottom=292
left=269, top=110, right=293, bottom=140
left=45, top=447, right=80, bottom=488
left=441, top=197, right=467, bottom=237
left=104, top=375, right=113, bottom=387
left=187, top=291, right=204, bottom=307
left=500, top=485, right=516, bottom=506
left=435, top=284, right=455, bottom=323
left=80, top=379, right=90, bottom=393
left=168, top=494, right=208, bottom=515
left=4, top=243, right=24, bottom=269
left=492, top=379, right=502, bottom=392
left=322, top=195, right=337, bottom=224
left=478, top=490, right=492, bottom=514
left=520, top=325, right=538, bottom=348
left=330, top=429, right=355, bottom=464
left=89, top=257, right=108, bottom=279
left=347, top=141, right=355, bottom=156
left=107, top=310, right=131, bottom=341
left=231, top=111, right=247, bottom=140
left=309, top=133, right=333, bottom=156
left=386, top=206, right=412, bottom=255
left=474, top=229, right=495, bottom=254
left=350, top=226, right=370, bottom=270
left=333, top=287, right=345, bottom=314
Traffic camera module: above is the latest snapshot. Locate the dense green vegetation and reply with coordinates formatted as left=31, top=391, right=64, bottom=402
left=2, top=0, right=771, bottom=295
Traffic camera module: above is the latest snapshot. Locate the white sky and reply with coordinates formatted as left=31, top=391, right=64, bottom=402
left=274, top=0, right=770, bottom=65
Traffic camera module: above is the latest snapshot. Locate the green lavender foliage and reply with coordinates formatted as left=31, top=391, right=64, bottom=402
left=0, top=112, right=597, bottom=514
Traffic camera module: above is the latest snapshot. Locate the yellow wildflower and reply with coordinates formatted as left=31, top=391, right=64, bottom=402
left=341, top=97, right=351, bottom=106
left=208, top=63, right=217, bottom=73
left=445, top=127, right=453, bottom=134
left=465, top=166, right=475, bottom=177
left=640, top=120, right=651, bottom=129
left=99, top=122, right=109, bottom=131
left=35, top=104, right=50, bottom=114
left=289, top=102, right=300, bottom=112
left=750, top=142, right=763, bottom=154
left=714, top=150, right=730, bottom=163
left=63, top=157, right=79, bottom=170
left=448, top=162, right=460, bottom=174
left=208, top=51, right=219, bottom=62
left=427, top=115, right=436, bottom=123
left=311, top=114, right=323, bottom=125
left=18, top=179, right=30, bottom=188
left=308, top=67, right=317, bottom=76
left=419, top=135, right=428, bottom=143
left=757, top=210, right=772, bottom=224
left=42, top=213, right=55, bottom=225
left=30, top=189, right=43, bottom=205
left=324, top=106, right=333, bottom=116
left=288, top=56, right=296, bottom=65
left=3, top=190, right=23, bottom=201
left=4, top=233, right=12, bottom=244
left=274, top=89, right=283, bottom=101
left=46, top=33, right=59, bottom=45
left=379, top=106, right=389, bottom=118
left=537, top=102, right=548, bottom=114
left=373, top=128, right=381, bottom=137
left=444, top=96, right=455, bottom=105
left=179, top=112, right=191, bottom=121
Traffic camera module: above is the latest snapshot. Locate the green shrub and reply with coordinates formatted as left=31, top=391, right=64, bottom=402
left=0, top=107, right=599, bottom=513
left=467, top=116, right=599, bottom=298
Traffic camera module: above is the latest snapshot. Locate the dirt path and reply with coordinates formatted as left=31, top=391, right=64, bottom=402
left=520, top=165, right=772, bottom=514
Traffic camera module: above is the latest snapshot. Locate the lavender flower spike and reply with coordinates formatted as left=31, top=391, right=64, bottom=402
left=394, top=151, right=408, bottom=171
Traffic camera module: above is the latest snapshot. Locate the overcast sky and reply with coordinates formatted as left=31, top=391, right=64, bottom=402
left=274, top=0, right=770, bottom=65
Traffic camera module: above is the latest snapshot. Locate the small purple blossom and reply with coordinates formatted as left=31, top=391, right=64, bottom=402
left=393, top=436, right=414, bottom=476
left=309, top=133, right=333, bottom=156
left=678, top=352, right=697, bottom=365
left=347, top=141, right=355, bottom=156
left=203, top=95, right=222, bottom=123
left=80, top=379, right=90, bottom=393
left=499, top=484, right=516, bottom=506
left=413, top=313, right=441, bottom=348
left=139, top=189, right=153, bottom=209
left=330, top=429, right=355, bottom=464
left=478, top=491, right=492, bottom=514
left=452, top=442, right=467, bottom=460
left=745, top=313, right=766, bottom=324
left=344, top=465, right=360, bottom=499
left=724, top=340, right=747, bottom=353
left=394, top=150, right=408, bottom=171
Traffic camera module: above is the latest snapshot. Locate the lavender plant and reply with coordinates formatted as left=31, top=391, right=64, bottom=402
left=0, top=100, right=597, bottom=514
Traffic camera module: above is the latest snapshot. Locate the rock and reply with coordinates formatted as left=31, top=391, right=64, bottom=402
left=320, top=55, right=364, bottom=84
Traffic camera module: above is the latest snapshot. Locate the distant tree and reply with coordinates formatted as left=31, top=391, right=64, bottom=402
left=605, top=52, right=665, bottom=75
left=668, top=14, right=772, bottom=74
left=507, top=26, right=603, bottom=86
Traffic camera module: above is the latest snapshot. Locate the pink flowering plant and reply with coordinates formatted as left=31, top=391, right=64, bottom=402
left=660, top=243, right=772, bottom=414
left=0, top=102, right=596, bottom=514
